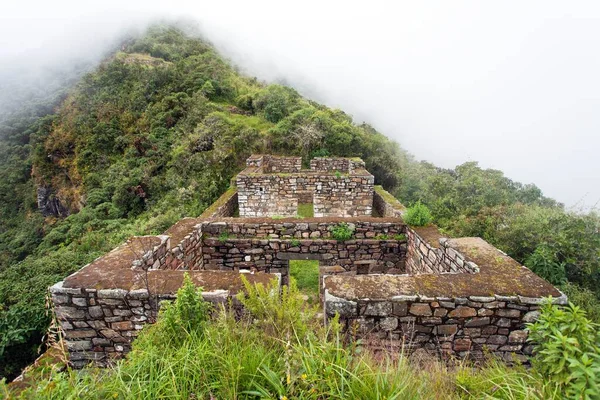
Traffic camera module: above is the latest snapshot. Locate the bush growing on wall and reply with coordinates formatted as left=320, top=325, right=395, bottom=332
left=331, top=223, right=354, bottom=241
left=403, top=201, right=432, bottom=226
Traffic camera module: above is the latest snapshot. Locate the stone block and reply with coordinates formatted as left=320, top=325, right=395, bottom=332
left=449, top=306, right=476, bottom=318
left=454, top=338, right=472, bottom=352
left=379, top=317, right=398, bottom=331
left=508, top=330, right=528, bottom=344
left=436, top=325, right=458, bottom=336
left=496, top=309, right=521, bottom=318
left=56, top=306, right=85, bottom=320
left=409, top=303, right=432, bottom=316
left=364, top=302, right=392, bottom=316
left=465, top=317, right=490, bottom=327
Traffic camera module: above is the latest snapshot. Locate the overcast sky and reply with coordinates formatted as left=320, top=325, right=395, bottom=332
left=1, top=1, right=599, bottom=210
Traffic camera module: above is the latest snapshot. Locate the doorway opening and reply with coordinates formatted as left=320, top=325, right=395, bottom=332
left=289, top=259, right=319, bottom=304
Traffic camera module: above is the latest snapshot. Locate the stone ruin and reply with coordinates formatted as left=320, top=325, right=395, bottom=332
left=50, top=155, right=565, bottom=368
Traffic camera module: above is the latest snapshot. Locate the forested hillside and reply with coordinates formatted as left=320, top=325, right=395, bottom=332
left=0, top=25, right=598, bottom=381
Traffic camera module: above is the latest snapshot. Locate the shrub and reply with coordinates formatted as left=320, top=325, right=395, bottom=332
left=331, top=223, right=354, bottom=241
left=528, top=299, right=600, bottom=399
left=236, top=275, right=318, bottom=339
left=525, top=244, right=567, bottom=285
left=160, top=273, right=211, bottom=338
left=403, top=201, right=432, bottom=226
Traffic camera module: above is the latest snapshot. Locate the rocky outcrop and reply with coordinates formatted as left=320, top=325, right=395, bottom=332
left=37, top=186, right=69, bottom=217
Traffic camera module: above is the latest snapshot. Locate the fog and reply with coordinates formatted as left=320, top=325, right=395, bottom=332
left=2, top=1, right=599, bottom=209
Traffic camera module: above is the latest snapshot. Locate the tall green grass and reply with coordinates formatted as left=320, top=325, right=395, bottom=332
left=4, top=276, right=556, bottom=399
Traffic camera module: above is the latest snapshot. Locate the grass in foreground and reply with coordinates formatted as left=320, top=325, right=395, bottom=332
left=2, top=276, right=592, bottom=400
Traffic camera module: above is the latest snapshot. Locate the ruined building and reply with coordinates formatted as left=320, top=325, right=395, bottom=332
left=50, top=155, right=565, bottom=368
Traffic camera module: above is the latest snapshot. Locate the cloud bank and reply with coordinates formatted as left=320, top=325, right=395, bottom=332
left=1, top=0, right=599, bottom=209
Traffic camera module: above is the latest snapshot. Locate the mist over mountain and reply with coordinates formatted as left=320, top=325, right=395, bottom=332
left=0, top=4, right=599, bottom=387
left=2, top=1, right=600, bottom=209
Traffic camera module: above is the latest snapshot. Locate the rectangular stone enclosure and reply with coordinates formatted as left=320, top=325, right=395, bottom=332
left=237, top=155, right=374, bottom=218
left=50, top=155, right=564, bottom=368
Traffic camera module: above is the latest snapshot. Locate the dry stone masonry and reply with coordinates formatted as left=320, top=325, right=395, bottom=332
left=50, top=155, right=565, bottom=368
left=237, top=155, right=374, bottom=218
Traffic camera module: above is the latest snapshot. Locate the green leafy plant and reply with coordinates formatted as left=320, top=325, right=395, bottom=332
left=218, top=231, right=230, bottom=243
left=527, top=299, right=600, bottom=399
left=331, top=223, right=354, bottom=241
left=375, top=234, right=390, bottom=240
left=525, top=244, right=567, bottom=285
left=394, top=233, right=407, bottom=241
left=335, top=170, right=342, bottom=178
left=160, top=273, right=212, bottom=339
left=290, top=238, right=301, bottom=247
left=403, top=201, right=432, bottom=226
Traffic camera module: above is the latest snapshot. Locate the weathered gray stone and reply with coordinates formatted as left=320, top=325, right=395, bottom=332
left=88, top=306, right=104, bottom=319
left=72, top=297, right=87, bottom=307
left=364, top=302, right=392, bottom=316
left=97, top=289, right=128, bottom=299
left=522, top=310, right=541, bottom=323
left=56, top=306, right=85, bottom=320
left=379, top=317, right=398, bottom=331
left=465, top=317, right=491, bottom=327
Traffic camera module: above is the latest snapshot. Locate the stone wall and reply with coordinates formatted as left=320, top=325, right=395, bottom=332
left=199, top=187, right=238, bottom=219
left=237, top=175, right=299, bottom=217
left=200, top=237, right=407, bottom=279
left=325, top=288, right=566, bottom=362
left=246, top=154, right=302, bottom=173
left=313, top=175, right=374, bottom=217
left=50, top=232, right=279, bottom=369
left=323, top=236, right=566, bottom=362
left=309, top=157, right=365, bottom=173
left=199, top=219, right=405, bottom=239
left=373, top=186, right=405, bottom=218
left=237, top=173, right=374, bottom=218
left=168, top=223, right=203, bottom=270
left=406, top=227, right=479, bottom=274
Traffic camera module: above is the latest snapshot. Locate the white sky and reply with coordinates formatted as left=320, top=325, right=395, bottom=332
left=1, top=1, right=599, bottom=210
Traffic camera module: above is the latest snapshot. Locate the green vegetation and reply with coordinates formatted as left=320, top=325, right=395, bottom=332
left=0, top=22, right=599, bottom=385
left=289, top=238, right=301, bottom=247
left=331, top=223, right=354, bottom=241
left=289, top=260, right=320, bottom=299
left=297, top=203, right=314, bottom=218
left=403, top=201, right=433, bottom=226
left=394, top=233, right=407, bottom=241
left=528, top=300, right=600, bottom=398
left=4, top=279, right=597, bottom=399
left=218, top=232, right=231, bottom=243
left=396, top=162, right=600, bottom=325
